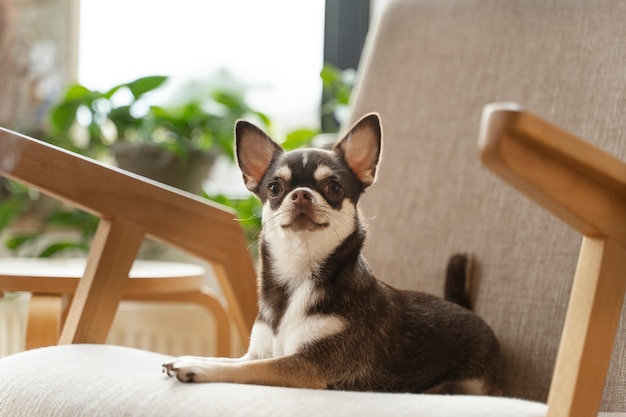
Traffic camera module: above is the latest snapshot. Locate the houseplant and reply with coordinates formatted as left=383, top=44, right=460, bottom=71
left=0, top=64, right=353, bottom=257
left=46, top=74, right=271, bottom=193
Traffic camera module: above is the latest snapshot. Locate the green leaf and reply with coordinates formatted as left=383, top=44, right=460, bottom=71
left=0, top=199, right=25, bottom=230
left=49, top=102, right=80, bottom=132
left=47, top=211, right=81, bottom=227
left=103, top=84, right=124, bottom=99
left=194, top=131, right=214, bottom=150
left=211, top=90, right=247, bottom=112
left=5, top=234, right=38, bottom=251
left=335, top=86, right=352, bottom=105
left=282, top=128, right=319, bottom=150
left=320, top=64, right=342, bottom=87
left=202, top=194, right=262, bottom=249
left=253, top=111, right=272, bottom=128
left=38, top=242, right=89, bottom=258
left=46, top=210, right=99, bottom=236
left=64, top=84, right=93, bottom=101
left=127, top=76, right=168, bottom=99
left=109, top=105, right=141, bottom=136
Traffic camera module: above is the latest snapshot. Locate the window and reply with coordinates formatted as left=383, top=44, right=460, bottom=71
left=79, top=0, right=326, bottom=132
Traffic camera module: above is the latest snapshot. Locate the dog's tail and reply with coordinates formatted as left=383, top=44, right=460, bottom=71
left=444, top=253, right=473, bottom=310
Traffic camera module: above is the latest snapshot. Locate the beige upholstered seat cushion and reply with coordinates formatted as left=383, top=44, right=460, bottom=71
left=348, top=0, right=626, bottom=410
left=0, top=344, right=550, bottom=417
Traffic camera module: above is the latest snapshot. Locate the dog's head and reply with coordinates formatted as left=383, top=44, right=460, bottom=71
left=236, top=114, right=382, bottom=276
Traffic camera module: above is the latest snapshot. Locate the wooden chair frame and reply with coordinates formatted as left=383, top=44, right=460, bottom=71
left=0, top=128, right=258, bottom=347
left=480, top=103, right=626, bottom=417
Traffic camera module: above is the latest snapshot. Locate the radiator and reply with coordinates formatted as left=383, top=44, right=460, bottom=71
left=107, top=301, right=222, bottom=357
left=0, top=296, right=236, bottom=358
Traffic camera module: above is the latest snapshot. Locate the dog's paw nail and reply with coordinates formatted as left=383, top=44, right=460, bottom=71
left=162, top=364, right=175, bottom=377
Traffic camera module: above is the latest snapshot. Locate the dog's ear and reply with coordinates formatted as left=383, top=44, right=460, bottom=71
left=334, top=113, right=382, bottom=188
left=236, top=121, right=283, bottom=193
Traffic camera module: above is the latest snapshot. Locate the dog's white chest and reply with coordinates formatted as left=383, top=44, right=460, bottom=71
left=248, top=283, right=344, bottom=359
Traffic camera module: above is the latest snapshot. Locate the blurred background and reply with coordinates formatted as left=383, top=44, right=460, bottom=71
left=0, top=0, right=388, bottom=358
left=0, top=0, right=393, bottom=142
left=0, top=0, right=387, bottom=240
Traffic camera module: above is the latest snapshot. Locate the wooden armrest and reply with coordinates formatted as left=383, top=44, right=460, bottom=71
left=0, top=128, right=257, bottom=346
left=479, top=102, right=626, bottom=246
left=479, top=103, right=626, bottom=417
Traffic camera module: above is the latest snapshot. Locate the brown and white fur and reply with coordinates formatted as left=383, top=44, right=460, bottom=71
left=163, top=113, right=500, bottom=394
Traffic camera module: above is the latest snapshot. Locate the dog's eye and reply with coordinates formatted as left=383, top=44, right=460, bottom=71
left=267, top=182, right=283, bottom=197
left=326, top=180, right=343, bottom=197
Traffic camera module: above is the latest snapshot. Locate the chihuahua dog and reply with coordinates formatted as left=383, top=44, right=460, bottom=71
left=163, top=113, right=500, bottom=394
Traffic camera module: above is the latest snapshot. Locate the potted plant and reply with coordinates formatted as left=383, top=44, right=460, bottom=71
left=46, top=74, right=272, bottom=194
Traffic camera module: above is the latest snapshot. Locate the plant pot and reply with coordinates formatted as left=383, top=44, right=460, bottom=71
left=112, top=143, right=217, bottom=194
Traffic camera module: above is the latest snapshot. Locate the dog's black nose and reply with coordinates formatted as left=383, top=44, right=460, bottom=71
left=291, top=189, right=313, bottom=205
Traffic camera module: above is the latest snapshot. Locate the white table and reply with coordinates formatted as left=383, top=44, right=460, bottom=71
left=0, top=258, right=231, bottom=355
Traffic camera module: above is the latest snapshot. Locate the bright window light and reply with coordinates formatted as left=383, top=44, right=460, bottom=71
left=78, top=0, right=325, bottom=132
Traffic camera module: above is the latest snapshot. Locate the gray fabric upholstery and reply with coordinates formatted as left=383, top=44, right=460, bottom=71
left=348, top=0, right=626, bottom=410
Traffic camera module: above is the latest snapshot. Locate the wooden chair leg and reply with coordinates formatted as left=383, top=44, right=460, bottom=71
left=59, top=218, right=144, bottom=344
left=25, top=295, right=63, bottom=349
left=212, top=263, right=253, bottom=349
left=547, top=237, right=626, bottom=417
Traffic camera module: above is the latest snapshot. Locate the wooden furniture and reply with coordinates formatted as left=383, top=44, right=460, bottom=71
left=0, top=127, right=257, bottom=352
left=0, top=258, right=232, bottom=356
left=480, top=103, right=626, bottom=417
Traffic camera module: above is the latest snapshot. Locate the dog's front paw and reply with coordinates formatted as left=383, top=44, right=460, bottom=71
left=162, top=357, right=204, bottom=383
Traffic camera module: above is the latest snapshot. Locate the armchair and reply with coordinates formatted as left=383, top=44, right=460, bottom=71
left=0, top=129, right=546, bottom=416
left=1, top=0, right=625, bottom=416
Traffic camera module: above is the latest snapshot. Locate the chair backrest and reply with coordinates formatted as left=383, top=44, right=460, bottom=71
left=348, top=0, right=626, bottom=409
